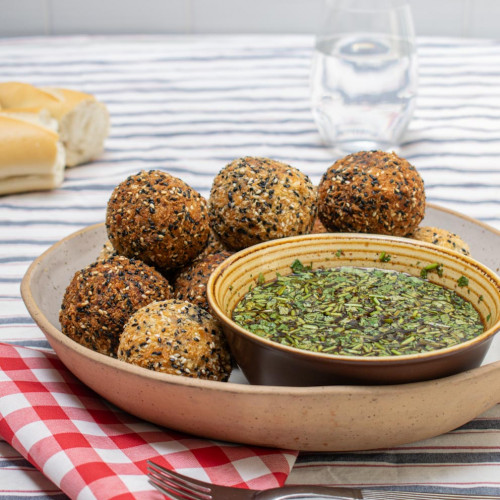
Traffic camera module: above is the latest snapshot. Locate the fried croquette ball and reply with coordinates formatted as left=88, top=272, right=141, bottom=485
left=197, top=228, right=229, bottom=260
left=174, top=250, right=232, bottom=311
left=97, top=239, right=117, bottom=261
left=318, top=151, right=425, bottom=236
left=410, top=226, right=471, bottom=256
left=59, top=255, right=172, bottom=357
left=209, top=157, right=317, bottom=250
left=311, top=218, right=328, bottom=234
left=106, top=170, right=210, bottom=270
left=117, top=300, right=232, bottom=381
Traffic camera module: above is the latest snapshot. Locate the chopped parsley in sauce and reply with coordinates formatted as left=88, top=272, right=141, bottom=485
left=232, top=262, right=483, bottom=356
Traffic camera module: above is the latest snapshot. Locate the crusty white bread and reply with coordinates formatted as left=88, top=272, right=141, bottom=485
left=0, top=82, right=109, bottom=167
left=0, top=107, right=58, bottom=132
left=0, top=114, right=65, bottom=195
left=0, top=170, right=65, bottom=195
left=0, top=82, right=61, bottom=112
left=53, top=91, right=110, bottom=167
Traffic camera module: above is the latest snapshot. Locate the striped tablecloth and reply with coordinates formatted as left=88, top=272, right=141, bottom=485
left=1, top=34, right=499, bottom=498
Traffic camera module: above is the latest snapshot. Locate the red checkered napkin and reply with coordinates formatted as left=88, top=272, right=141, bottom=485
left=0, top=343, right=298, bottom=499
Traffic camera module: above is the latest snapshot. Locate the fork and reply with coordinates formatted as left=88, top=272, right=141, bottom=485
left=147, top=460, right=500, bottom=500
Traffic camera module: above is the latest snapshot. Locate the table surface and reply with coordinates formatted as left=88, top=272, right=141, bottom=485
left=1, top=34, right=500, bottom=499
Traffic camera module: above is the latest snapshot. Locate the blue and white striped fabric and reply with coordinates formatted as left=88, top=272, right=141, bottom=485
left=0, top=34, right=499, bottom=499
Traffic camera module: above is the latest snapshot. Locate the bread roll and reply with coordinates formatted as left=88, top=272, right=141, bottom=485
left=0, top=114, right=65, bottom=195
left=0, top=107, right=58, bottom=132
left=0, top=82, right=109, bottom=167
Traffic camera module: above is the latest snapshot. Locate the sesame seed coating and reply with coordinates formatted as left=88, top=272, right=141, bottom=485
left=209, top=157, right=318, bottom=250
left=174, top=250, right=233, bottom=311
left=117, top=299, right=232, bottom=381
left=318, top=151, right=426, bottom=236
left=197, top=228, right=229, bottom=260
left=59, top=255, right=172, bottom=357
left=409, top=226, right=471, bottom=256
left=106, top=170, right=210, bottom=270
left=97, top=239, right=117, bottom=261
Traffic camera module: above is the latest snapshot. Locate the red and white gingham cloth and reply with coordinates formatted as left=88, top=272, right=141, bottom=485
left=0, top=343, right=298, bottom=499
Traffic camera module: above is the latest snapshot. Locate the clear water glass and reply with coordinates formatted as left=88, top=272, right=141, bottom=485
left=310, top=0, right=418, bottom=154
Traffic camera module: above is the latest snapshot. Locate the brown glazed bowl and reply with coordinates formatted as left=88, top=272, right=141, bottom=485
left=207, top=233, right=500, bottom=386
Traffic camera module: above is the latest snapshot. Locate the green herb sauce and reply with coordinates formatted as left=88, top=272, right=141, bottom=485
left=232, top=261, right=484, bottom=356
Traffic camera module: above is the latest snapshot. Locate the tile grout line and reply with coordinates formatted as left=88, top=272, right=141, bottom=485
left=185, top=0, right=194, bottom=34
left=462, top=0, right=472, bottom=37
left=43, top=0, right=52, bottom=36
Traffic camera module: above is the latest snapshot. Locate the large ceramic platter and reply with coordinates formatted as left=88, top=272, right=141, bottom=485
left=21, top=203, right=500, bottom=451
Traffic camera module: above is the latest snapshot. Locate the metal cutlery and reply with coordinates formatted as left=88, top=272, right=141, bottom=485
left=147, top=460, right=500, bottom=500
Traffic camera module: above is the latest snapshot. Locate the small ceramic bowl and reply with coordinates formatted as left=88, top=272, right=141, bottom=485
left=207, top=233, right=500, bottom=386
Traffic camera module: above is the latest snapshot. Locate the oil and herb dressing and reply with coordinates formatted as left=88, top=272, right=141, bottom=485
left=232, top=260, right=484, bottom=356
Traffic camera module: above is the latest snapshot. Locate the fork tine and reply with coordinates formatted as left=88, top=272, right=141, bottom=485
left=147, top=461, right=211, bottom=493
left=149, top=474, right=195, bottom=500
left=147, top=461, right=212, bottom=500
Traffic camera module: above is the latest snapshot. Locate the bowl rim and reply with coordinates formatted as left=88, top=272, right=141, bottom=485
left=207, top=231, right=500, bottom=365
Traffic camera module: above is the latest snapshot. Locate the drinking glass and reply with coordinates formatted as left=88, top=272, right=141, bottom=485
left=310, top=0, right=418, bottom=154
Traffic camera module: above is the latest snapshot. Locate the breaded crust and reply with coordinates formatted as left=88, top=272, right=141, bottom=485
left=97, top=239, right=116, bottom=261
left=59, top=255, right=172, bottom=357
left=197, top=228, right=229, bottom=260
left=174, top=250, right=232, bottom=311
left=311, top=217, right=328, bottom=234
left=318, top=151, right=425, bottom=236
left=209, top=156, right=317, bottom=250
left=410, top=226, right=471, bottom=256
left=106, top=170, right=210, bottom=270
left=117, top=299, right=232, bottom=381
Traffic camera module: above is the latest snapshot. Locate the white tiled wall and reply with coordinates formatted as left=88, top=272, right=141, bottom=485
left=0, top=0, right=499, bottom=38
left=468, top=0, right=500, bottom=38
left=48, top=0, right=190, bottom=35
left=190, top=0, right=324, bottom=34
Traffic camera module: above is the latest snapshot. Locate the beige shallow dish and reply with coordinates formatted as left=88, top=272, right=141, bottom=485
left=21, top=204, right=500, bottom=452
left=208, top=233, right=500, bottom=386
